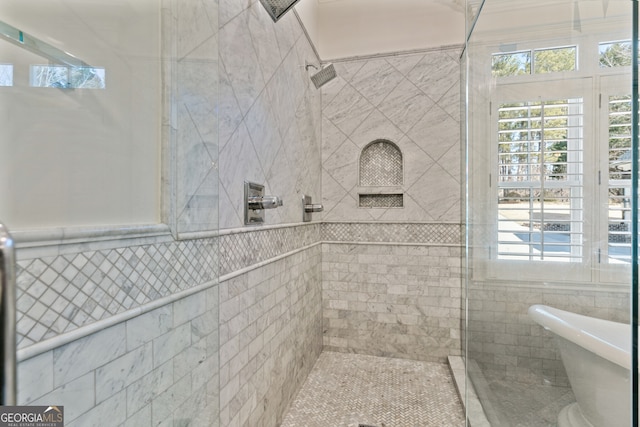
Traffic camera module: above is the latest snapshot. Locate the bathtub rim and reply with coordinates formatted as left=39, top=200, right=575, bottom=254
left=528, top=304, right=630, bottom=370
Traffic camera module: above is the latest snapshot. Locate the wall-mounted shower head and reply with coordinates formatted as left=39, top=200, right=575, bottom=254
left=308, top=63, right=337, bottom=89
left=259, top=0, right=302, bottom=22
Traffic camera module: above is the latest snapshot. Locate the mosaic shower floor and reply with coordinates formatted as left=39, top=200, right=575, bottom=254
left=280, top=351, right=465, bottom=427
left=477, top=372, right=575, bottom=427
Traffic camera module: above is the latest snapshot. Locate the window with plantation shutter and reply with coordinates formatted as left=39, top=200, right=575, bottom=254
left=606, top=94, right=632, bottom=264
left=497, top=99, right=584, bottom=261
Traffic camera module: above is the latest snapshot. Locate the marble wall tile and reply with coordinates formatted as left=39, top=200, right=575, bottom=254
left=408, top=163, right=460, bottom=221
left=219, top=122, right=266, bottom=228
left=153, top=322, right=192, bottom=367
left=349, top=59, right=405, bottom=107
left=215, top=3, right=321, bottom=230
left=321, top=47, right=463, bottom=223
left=126, top=362, right=174, bottom=417
left=151, top=374, right=192, bottom=425
left=174, top=292, right=207, bottom=326
left=386, top=54, right=425, bottom=76
left=322, top=243, right=463, bottom=362
left=323, top=193, right=377, bottom=222
left=218, top=246, right=322, bottom=427
left=245, top=90, right=283, bottom=175
left=323, top=139, right=361, bottom=189
left=176, top=0, right=217, bottom=58
left=349, top=109, right=405, bottom=150
left=398, top=135, right=436, bottom=189
left=176, top=103, right=216, bottom=216
left=321, top=169, right=348, bottom=219
left=333, top=62, right=366, bottom=84
left=272, top=10, right=302, bottom=61
left=176, top=170, right=220, bottom=233
left=95, top=342, right=154, bottom=404
left=285, top=42, right=311, bottom=113
left=53, top=323, right=127, bottom=387
left=407, top=104, right=460, bottom=162
left=406, top=50, right=460, bottom=103
left=172, top=0, right=220, bottom=236
left=32, top=372, right=95, bottom=423
left=439, top=78, right=462, bottom=120
left=321, top=115, right=348, bottom=163
left=126, top=305, right=173, bottom=351
left=218, top=63, right=243, bottom=149
left=219, top=9, right=265, bottom=116
left=321, top=76, right=348, bottom=110
left=378, top=78, right=433, bottom=134
left=246, top=1, right=283, bottom=84
left=265, top=55, right=298, bottom=140
left=17, top=350, right=54, bottom=404
left=324, top=84, right=376, bottom=137
left=69, top=390, right=127, bottom=427
left=123, top=405, right=151, bottom=427
left=219, top=0, right=250, bottom=28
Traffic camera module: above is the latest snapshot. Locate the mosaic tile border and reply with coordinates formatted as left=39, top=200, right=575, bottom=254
left=16, top=221, right=461, bottom=350
left=219, top=224, right=321, bottom=276
left=322, top=222, right=462, bottom=245
left=16, top=238, right=218, bottom=349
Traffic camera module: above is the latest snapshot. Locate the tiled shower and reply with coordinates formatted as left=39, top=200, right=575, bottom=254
left=7, top=0, right=468, bottom=426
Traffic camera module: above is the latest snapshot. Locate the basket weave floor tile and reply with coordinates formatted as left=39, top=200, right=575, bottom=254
left=281, top=351, right=465, bottom=427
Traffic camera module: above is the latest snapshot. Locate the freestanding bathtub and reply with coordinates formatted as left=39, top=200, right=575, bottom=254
left=528, top=304, right=630, bottom=427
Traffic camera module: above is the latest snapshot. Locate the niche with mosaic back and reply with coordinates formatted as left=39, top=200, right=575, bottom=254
left=358, top=140, right=404, bottom=208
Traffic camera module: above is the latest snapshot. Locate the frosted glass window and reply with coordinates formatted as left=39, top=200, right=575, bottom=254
left=30, top=65, right=69, bottom=88
left=30, top=65, right=105, bottom=89
left=70, top=67, right=106, bottom=89
left=0, top=64, right=13, bottom=86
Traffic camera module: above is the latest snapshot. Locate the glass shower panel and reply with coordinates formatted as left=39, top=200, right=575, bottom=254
left=0, top=1, right=162, bottom=229
left=465, top=0, right=634, bottom=425
left=1, top=1, right=220, bottom=425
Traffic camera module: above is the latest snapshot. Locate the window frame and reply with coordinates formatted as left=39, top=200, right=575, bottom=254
left=486, top=77, right=596, bottom=283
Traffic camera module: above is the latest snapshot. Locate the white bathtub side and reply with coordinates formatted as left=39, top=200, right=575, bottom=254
left=528, top=304, right=630, bottom=370
left=555, top=335, right=630, bottom=427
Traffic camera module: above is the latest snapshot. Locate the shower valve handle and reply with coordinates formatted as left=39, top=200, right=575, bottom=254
left=248, top=196, right=283, bottom=210
left=304, top=204, right=324, bottom=213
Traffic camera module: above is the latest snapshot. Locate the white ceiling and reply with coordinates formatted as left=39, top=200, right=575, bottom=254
left=296, top=0, right=465, bottom=60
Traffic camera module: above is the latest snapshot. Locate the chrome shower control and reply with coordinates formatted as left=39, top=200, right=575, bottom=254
left=245, top=182, right=283, bottom=225
left=302, top=195, right=323, bottom=222
left=304, top=204, right=323, bottom=213
left=248, top=196, right=283, bottom=210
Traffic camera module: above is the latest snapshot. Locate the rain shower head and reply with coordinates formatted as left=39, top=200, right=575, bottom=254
left=259, top=0, right=303, bottom=22
left=309, top=63, right=337, bottom=89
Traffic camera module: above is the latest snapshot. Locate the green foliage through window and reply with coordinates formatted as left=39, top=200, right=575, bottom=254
left=534, top=47, right=577, bottom=73
left=599, top=41, right=632, bottom=68
left=492, top=52, right=530, bottom=77
left=492, top=46, right=577, bottom=77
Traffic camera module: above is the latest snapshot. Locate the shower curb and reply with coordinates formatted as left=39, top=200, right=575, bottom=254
left=448, top=356, right=491, bottom=427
